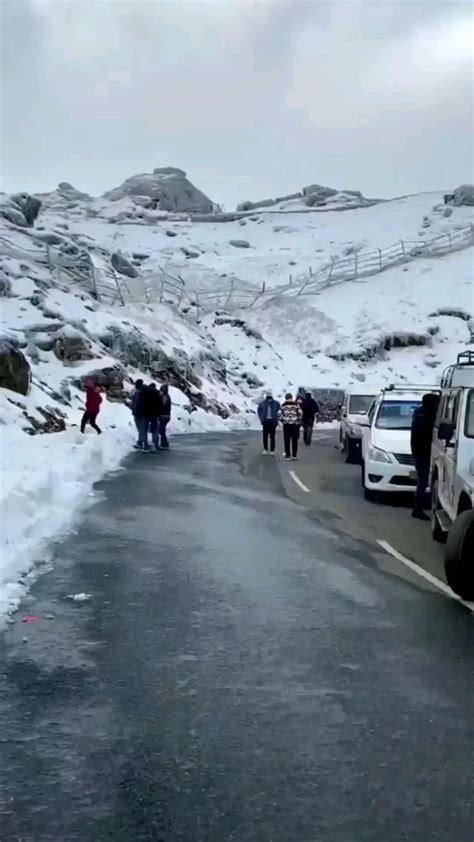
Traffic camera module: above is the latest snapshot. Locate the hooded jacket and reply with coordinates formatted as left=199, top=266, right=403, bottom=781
left=301, top=396, right=320, bottom=424
left=85, top=385, right=102, bottom=415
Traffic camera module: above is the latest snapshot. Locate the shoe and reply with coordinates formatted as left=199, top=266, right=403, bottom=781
left=262, top=449, right=268, bottom=455
left=291, top=456, right=298, bottom=460
left=411, top=510, right=429, bottom=521
left=284, top=456, right=292, bottom=461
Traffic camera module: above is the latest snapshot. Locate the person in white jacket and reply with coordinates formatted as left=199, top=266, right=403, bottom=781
left=279, top=393, right=303, bottom=460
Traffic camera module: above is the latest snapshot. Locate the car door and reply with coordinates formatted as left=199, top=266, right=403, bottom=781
left=440, top=390, right=460, bottom=518
left=361, top=399, right=377, bottom=460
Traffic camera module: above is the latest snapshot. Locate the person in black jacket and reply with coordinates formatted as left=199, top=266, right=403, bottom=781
left=301, top=392, right=320, bottom=446
left=410, top=392, right=439, bottom=520
left=158, top=384, right=172, bottom=449
left=136, top=383, right=161, bottom=451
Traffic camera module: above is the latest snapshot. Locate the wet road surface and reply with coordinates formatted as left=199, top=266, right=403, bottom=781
left=0, top=434, right=473, bottom=842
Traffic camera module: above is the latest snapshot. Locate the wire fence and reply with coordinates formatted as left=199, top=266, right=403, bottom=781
left=1, top=222, right=473, bottom=320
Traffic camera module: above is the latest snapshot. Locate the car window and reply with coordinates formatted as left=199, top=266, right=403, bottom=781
left=375, top=400, right=421, bottom=430
left=465, top=390, right=474, bottom=438
left=348, top=395, right=375, bottom=414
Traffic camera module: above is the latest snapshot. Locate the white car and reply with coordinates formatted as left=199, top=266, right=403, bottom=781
left=360, top=386, right=439, bottom=501
left=339, top=388, right=378, bottom=463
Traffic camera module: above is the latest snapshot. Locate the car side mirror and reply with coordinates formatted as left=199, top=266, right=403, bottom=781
left=438, top=421, right=454, bottom=443
left=358, top=416, right=370, bottom=427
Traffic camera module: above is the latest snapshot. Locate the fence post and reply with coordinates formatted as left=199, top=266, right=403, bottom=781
left=328, top=258, right=335, bottom=282
left=159, top=277, right=164, bottom=303
left=195, top=291, right=201, bottom=323
left=289, top=274, right=292, bottom=286
left=262, top=281, right=266, bottom=293
left=354, top=254, right=358, bottom=279
left=378, top=248, right=382, bottom=270
left=400, top=240, right=406, bottom=259
left=225, top=278, right=234, bottom=309
left=113, top=269, right=125, bottom=306
left=90, top=261, right=99, bottom=300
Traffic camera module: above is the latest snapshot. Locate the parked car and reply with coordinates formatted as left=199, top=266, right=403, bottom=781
left=339, top=387, right=378, bottom=463
left=431, top=351, right=474, bottom=546
left=360, top=385, right=439, bottom=502
left=444, top=509, right=474, bottom=600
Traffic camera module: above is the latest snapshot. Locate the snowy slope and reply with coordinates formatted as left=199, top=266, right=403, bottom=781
left=0, top=178, right=473, bottom=624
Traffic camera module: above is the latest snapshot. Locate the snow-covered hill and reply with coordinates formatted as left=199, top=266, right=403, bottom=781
left=0, top=174, right=473, bottom=623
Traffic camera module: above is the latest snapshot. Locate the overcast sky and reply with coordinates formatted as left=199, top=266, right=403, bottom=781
left=1, top=0, right=473, bottom=207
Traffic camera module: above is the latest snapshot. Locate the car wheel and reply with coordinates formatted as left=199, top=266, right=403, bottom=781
left=346, top=437, right=360, bottom=465
left=431, top=480, right=446, bottom=544
left=444, top=510, right=474, bottom=600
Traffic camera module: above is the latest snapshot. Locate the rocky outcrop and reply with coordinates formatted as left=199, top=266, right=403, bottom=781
left=0, top=339, right=31, bottom=395
left=111, top=252, right=138, bottom=278
left=103, top=167, right=215, bottom=214
left=0, top=192, right=42, bottom=227
left=452, top=185, right=474, bottom=206
left=53, top=327, right=95, bottom=363
left=76, top=364, right=126, bottom=402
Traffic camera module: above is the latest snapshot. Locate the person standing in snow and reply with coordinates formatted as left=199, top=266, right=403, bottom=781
left=131, top=378, right=144, bottom=446
left=410, top=392, right=439, bottom=520
left=81, top=380, right=102, bottom=435
left=279, top=393, right=303, bottom=460
left=257, top=392, right=280, bottom=454
left=158, top=384, right=172, bottom=449
left=301, top=391, right=320, bottom=447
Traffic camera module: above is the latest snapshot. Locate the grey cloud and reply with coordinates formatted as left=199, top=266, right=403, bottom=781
left=0, top=0, right=472, bottom=206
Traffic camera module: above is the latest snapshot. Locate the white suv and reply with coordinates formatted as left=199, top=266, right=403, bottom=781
left=340, top=388, right=378, bottom=463
left=360, top=385, right=438, bottom=502
left=431, top=352, right=474, bottom=542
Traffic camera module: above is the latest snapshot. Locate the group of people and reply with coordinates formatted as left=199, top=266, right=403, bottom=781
left=131, top=379, right=172, bottom=451
left=257, top=391, right=320, bottom=460
left=80, top=378, right=172, bottom=452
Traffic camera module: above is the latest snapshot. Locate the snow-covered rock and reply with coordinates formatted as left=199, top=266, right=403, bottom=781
left=103, top=167, right=215, bottom=213
left=0, top=340, right=31, bottom=394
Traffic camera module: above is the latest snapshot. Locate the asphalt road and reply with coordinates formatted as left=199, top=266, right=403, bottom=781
left=0, top=433, right=473, bottom=842
left=278, top=430, right=448, bottom=587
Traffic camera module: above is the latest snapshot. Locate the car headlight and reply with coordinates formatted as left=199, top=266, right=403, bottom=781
left=348, top=423, right=362, bottom=436
left=368, top=445, right=392, bottom=463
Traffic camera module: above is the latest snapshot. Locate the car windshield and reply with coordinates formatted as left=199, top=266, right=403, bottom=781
left=348, top=395, right=375, bottom=414
left=375, top=399, right=421, bottom=430
left=466, top=390, right=474, bottom=438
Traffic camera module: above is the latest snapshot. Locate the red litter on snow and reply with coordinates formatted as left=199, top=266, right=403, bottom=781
left=22, top=616, right=40, bottom=624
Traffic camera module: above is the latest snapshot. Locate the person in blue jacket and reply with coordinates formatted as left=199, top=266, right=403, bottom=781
left=257, top=392, right=281, bottom=454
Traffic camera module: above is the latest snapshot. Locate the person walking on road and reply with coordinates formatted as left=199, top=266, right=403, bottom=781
left=158, top=384, right=172, bottom=449
left=81, top=380, right=102, bottom=435
left=279, top=393, right=303, bottom=460
left=410, top=392, right=440, bottom=520
left=131, top=379, right=144, bottom=446
left=301, top=391, right=320, bottom=447
left=257, top=392, right=280, bottom=454
left=136, top=383, right=161, bottom=451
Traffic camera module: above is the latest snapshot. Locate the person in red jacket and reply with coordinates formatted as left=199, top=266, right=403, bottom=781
left=81, top=380, right=102, bottom=434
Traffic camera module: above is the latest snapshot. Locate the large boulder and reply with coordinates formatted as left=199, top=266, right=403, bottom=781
left=0, top=192, right=42, bottom=227
left=80, top=364, right=126, bottom=401
left=111, top=252, right=139, bottom=278
left=0, top=339, right=31, bottom=395
left=103, top=167, right=215, bottom=214
left=452, top=185, right=474, bottom=206
left=53, top=326, right=95, bottom=364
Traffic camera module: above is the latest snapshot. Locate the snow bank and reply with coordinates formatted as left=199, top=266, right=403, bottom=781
left=0, top=421, right=134, bottom=626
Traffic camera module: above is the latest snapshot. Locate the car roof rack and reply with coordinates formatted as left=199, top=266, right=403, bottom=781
left=440, top=351, right=474, bottom=388
left=383, top=384, right=439, bottom=392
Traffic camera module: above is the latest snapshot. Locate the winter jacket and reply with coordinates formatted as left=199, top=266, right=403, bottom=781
left=160, top=393, right=172, bottom=419
left=410, top=406, right=437, bottom=461
left=131, top=386, right=143, bottom=416
left=279, top=401, right=303, bottom=426
left=136, top=386, right=161, bottom=420
left=301, top=397, right=320, bottom=424
left=85, top=386, right=102, bottom=415
left=257, top=398, right=280, bottom=424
